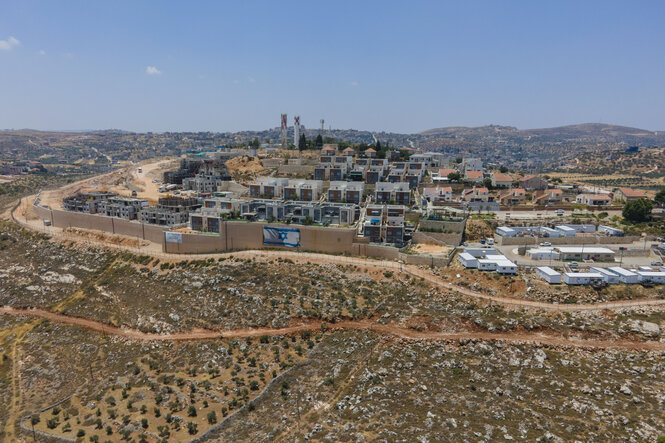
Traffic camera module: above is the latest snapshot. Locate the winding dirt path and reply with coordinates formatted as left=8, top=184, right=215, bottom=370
left=2, top=306, right=664, bottom=352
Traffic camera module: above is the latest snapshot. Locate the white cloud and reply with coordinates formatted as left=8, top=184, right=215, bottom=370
left=350, top=81, right=359, bottom=87
left=0, top=36, right=20, bottom=51
left=38, top=49, right=46, bottom=56
left=146, top=66, right=162, bottom=76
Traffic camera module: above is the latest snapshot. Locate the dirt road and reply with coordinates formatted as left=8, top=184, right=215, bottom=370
left=1, top=306, right=663, bottom=351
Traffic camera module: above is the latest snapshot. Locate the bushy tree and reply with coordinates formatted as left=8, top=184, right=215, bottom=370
left=655, top=189, right=665, bottom=206
left=447, top=172, right=461, bottom=182
left=622, top=198, right=653, bottom=223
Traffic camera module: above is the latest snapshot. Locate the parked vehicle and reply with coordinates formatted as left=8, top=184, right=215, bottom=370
left=539, top=242, right=552, bottom=247
left=651, top=261, right=663, bottom=267
left=556, top=209, right=564, bottom=216
left=569, top=261, right=579, bottom=267
left=487, top=238, right=494, bottom=245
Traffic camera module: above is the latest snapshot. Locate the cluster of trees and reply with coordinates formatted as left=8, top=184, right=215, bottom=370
left=622, top=198, right=654, bottom=223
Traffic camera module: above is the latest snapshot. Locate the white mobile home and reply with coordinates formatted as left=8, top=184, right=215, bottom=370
left=590, top=267, right=620, bottom=284
left=458, top=252, right=478, bottom=268
left=563, top=272, right=605, bottom=285
left=526, top=248, right=560, bottom=260
left=464, top=247, right=496, bottom=258
left=608, top=267, right=639, bottom=284
left=495, top=260, right=517, bottom=274
left=555, top=226, right=576, bottom=237
left=496, top=226, right=517, bottom=237
left=540, top=227, right=561, bottom=238
left=555, top=247, right=615, bottom=261
left=635, top=271, right=665, bottom=284
left=598, top=225, right=624, bottom=236
left=477, top=259, right=498, bottom=271
left=536, top=266, right=561, bottom=284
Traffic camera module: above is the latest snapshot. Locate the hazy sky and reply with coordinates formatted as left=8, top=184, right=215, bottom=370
left=1, top=1, right=664, bottom=133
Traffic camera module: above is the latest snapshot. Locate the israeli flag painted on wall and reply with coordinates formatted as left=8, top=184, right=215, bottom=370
left=263, top=226, right=301, bottom=247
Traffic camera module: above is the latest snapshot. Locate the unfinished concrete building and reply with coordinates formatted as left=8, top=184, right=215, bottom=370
left=140, top=196, right=202, bottom=226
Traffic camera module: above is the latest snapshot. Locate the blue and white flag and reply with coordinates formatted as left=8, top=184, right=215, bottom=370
left=263, top=226, right=300, bottom=247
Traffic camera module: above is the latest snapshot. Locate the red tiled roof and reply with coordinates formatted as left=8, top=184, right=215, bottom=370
left=365, top=148, right=376, bottom=153
left=439, top=168, right=457, bottom=176
left=492, top=172, right=513, bottom=182
left=466, top=170, right=483, bottom=179
left=618, top=187, right=646, bottom=198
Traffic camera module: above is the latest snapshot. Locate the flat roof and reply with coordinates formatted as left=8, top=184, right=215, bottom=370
left=635, top=271, right=665, bottom=277
left=564, top=272, right=603, bottom=278
left=556, top=247, right=614, bottom=254
left=537, top=266, right=560, bottom=276
left=458, top=252, right=476, bottom=261
left=590, top=267, right=619, bottom=276
left=608, top=267, right=638, bottom=276
left=484, top=254, right=508, bottom=261
left=495, top=260, right=516, bottom=267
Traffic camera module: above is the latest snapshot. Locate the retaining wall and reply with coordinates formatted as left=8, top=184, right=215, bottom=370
left=412, top=231, right=463, bottom=247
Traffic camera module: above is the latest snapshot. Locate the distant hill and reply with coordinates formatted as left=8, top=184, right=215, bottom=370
left=419, top=123, right=665, bottom=144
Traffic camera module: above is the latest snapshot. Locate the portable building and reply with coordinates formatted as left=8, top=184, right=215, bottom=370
left=463, top=248, right=496, bottom=258
left=555, top=247, right=615, bottom=261
left=540, top=227, right=561, bottom=238
left=608, top=267, right=639, bottom=284
left=598, top=225, right=624, bottom=236
left=458, top=252, right=478, bottom=268
left=555, top=226, right=576, bottom=237
left=484, top=254, right=508, bottom=261
left=563, top=272, right=605, bottom=285
left=496, top=226, right=517, bottom=237
left=536, top=266, right=561, bottom=284
left=590, top=267, right=620, bottom=284
left=526, top=248, right=560, bottom=260
left=566, top=224, right=595, bottom=233
left=635, top=271, right=665, bottom=284
left=477, top=259, right=498, bottom=271
left=495, top=260, right=517, bottom=274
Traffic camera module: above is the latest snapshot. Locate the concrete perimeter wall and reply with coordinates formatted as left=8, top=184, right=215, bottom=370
left=164, top=222, right=359, bottom=255
left=33, top=203, right=405, bottom=260
left=33, top=204, right=168, bottom=243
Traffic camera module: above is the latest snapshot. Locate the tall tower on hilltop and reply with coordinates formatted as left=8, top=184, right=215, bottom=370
left=294, top=115, right=301, bottom=150
left=280, top=114, right=288, bottom=150
left=320, top=119, right=325, bottom=136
